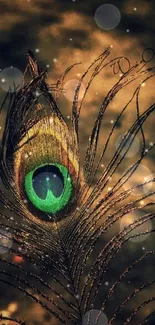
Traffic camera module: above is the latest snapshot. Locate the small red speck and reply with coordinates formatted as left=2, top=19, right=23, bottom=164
left=13, top=255, right=24, bottom=263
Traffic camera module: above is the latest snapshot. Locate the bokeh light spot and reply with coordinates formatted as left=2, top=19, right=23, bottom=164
left=94, top=4, right=121, bottom=31
left=0, top=67, right=23, bottom=93
left=115, top=134, right=140, bottom=158
left=143, top=172, right=155, bottom=201
left=63, top=79, right=85, bottom=102
left=122, top=164, right=152, bottom=197
left=0, top=230, right=12, bottom=254
left=82, top=309, right=108, bottom=325
left=120, top=211, right=152, bottom=243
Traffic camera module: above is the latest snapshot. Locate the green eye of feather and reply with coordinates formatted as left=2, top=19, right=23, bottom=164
left=24, top=163, right=72, bottom=214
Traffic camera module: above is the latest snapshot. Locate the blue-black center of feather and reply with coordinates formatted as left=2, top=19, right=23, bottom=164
left=32, top=165, right=64, bottom=199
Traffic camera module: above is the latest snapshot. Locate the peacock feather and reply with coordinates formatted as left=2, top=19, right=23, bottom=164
left=0, top=48, right=155, bottom=324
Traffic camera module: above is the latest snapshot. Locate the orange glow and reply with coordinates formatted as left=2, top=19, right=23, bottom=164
left=13, top=255, right=24, bottom=263
left=8, top=302, right=18, bottom=313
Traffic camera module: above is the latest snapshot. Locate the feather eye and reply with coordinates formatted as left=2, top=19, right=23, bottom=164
left=14, top=105, right=80, bottom=222
left=1, top=51, right=83, bottom=223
